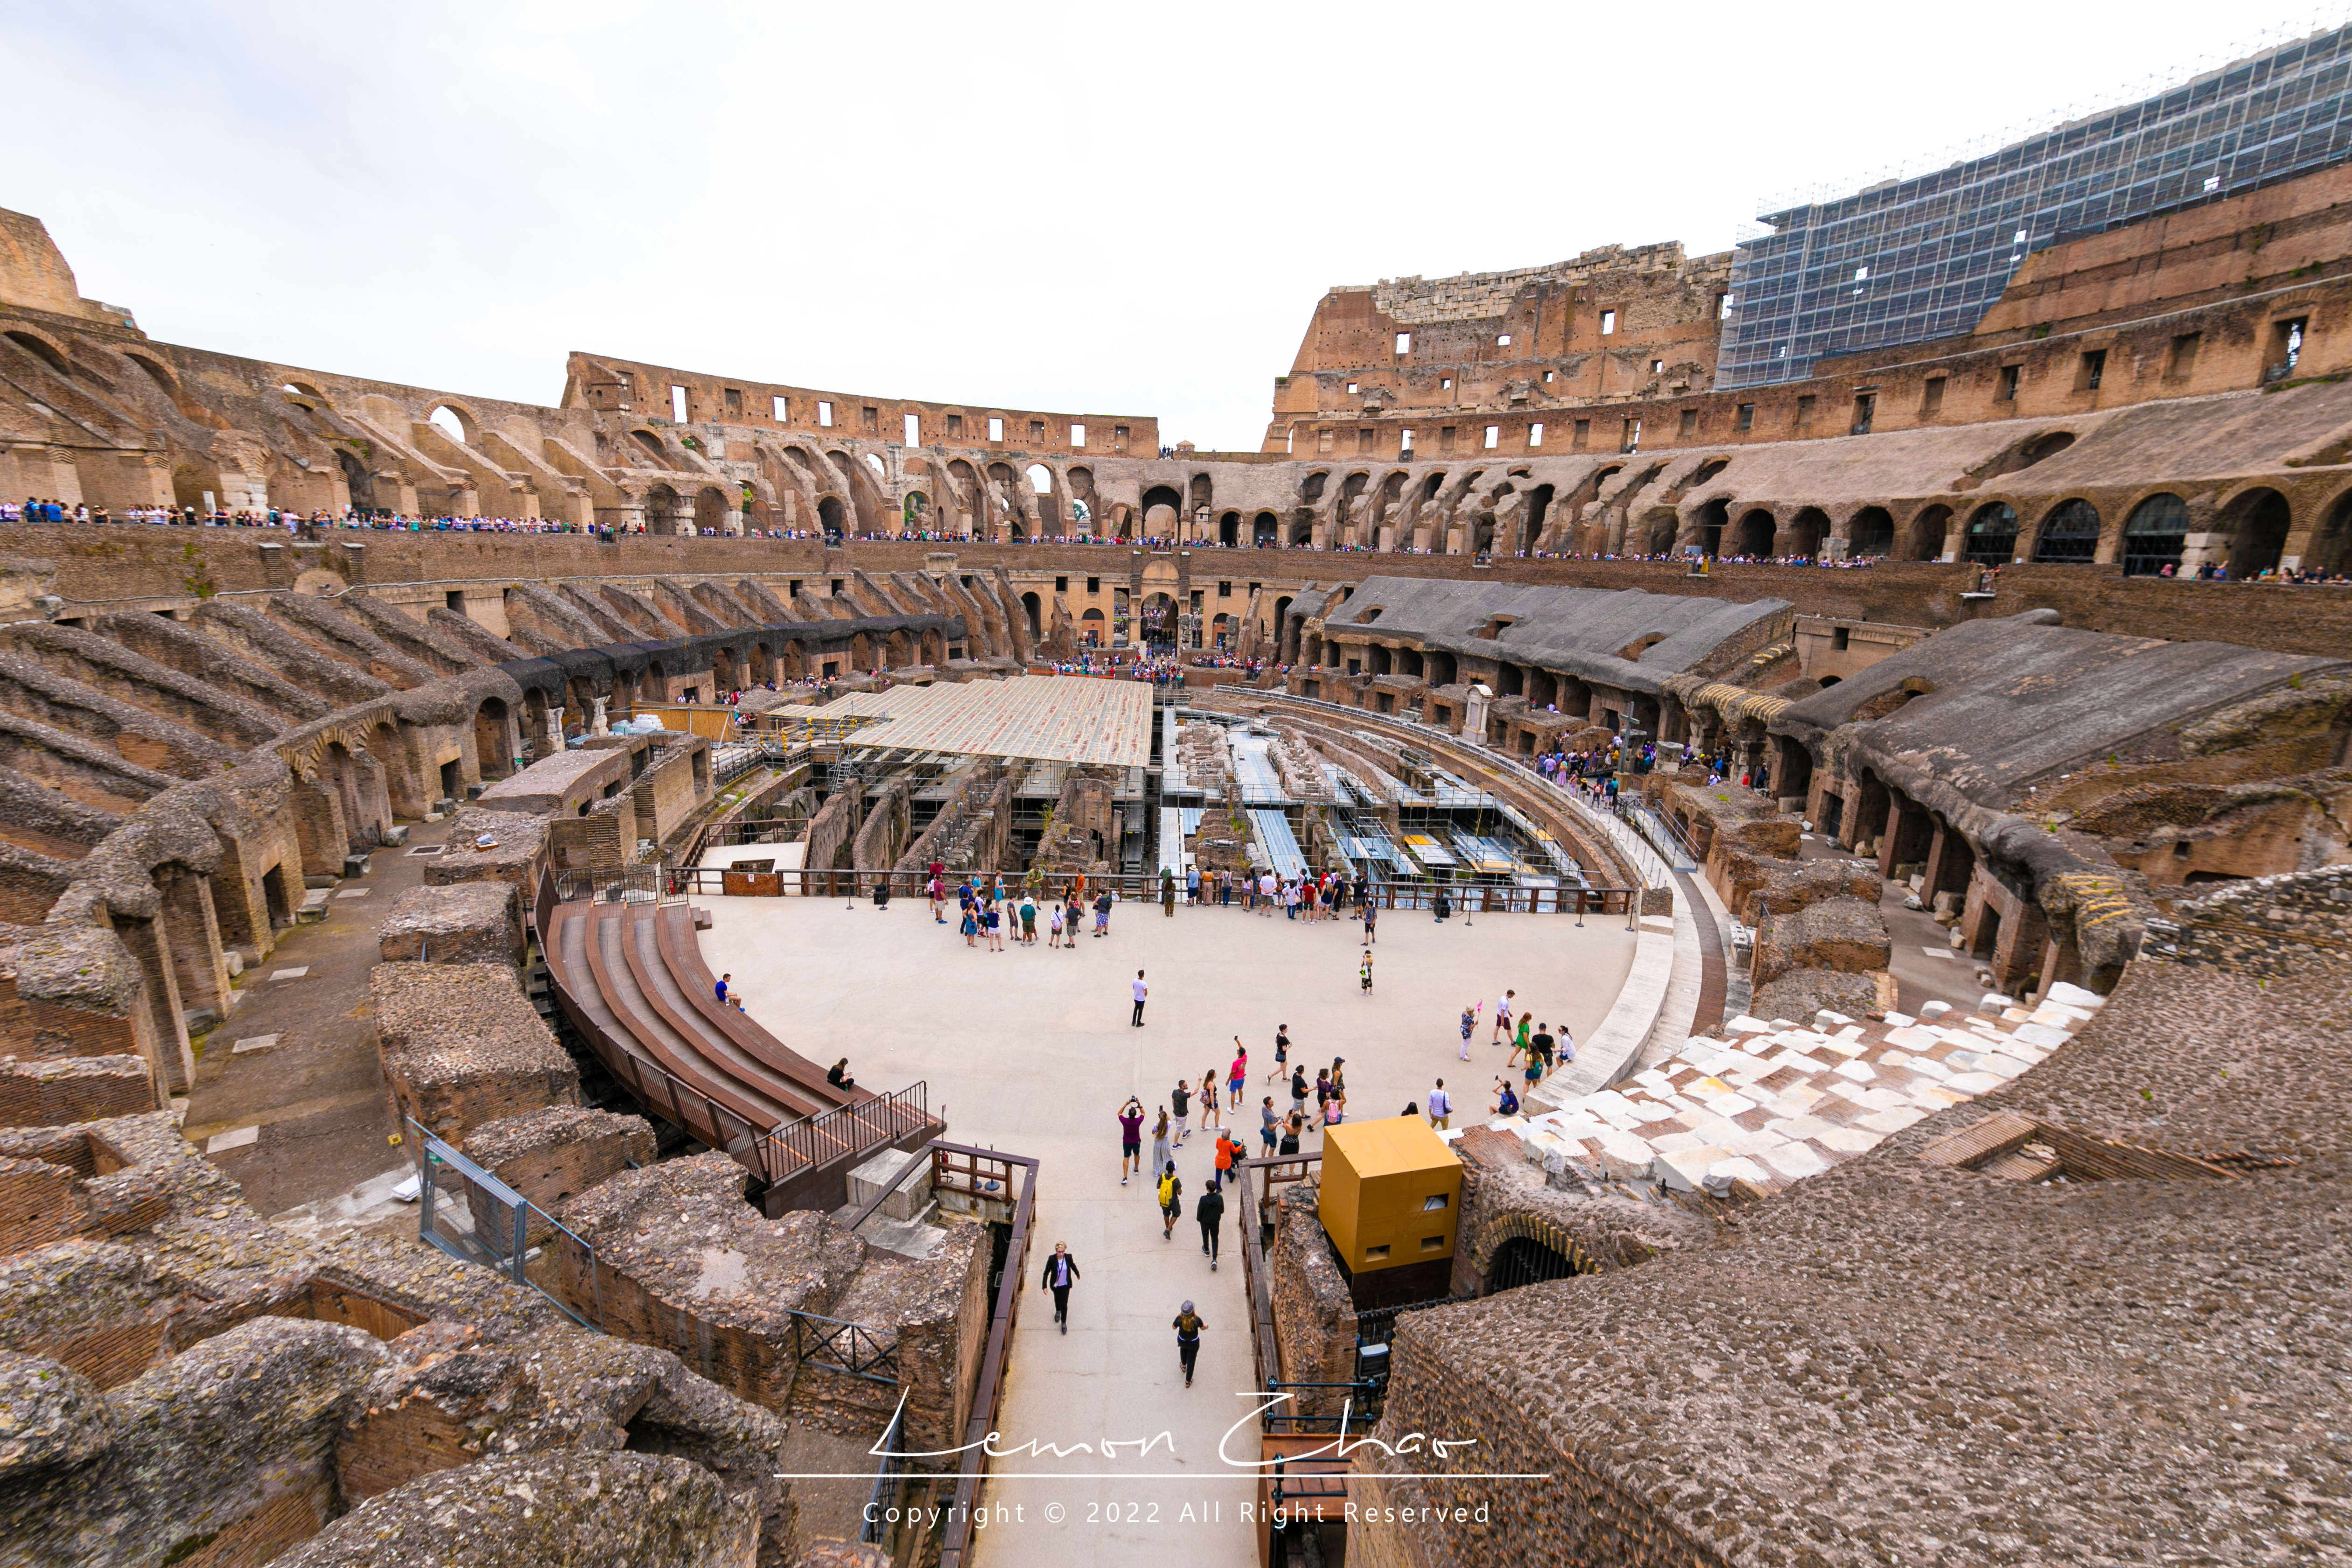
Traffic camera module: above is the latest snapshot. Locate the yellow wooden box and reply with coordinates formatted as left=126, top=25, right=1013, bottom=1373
left=1319, top=1116, right=1463, bottom=1273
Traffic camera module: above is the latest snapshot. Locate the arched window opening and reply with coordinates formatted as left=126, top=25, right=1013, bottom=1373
left=1484, top=1235, right=1584, bottom=1295
left=2033, top=498, right=2102, bottom=563
left=1965, top=503, right=2019, bottom=565
left=1848, top=506, right=1894, bottom=558
left=2122, top=494, right=2190, bottom=577
left=2226, top=490, right=2292, bottom=578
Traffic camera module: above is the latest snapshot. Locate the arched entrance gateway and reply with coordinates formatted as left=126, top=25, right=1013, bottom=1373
left=1140, top=592, right=1176, bottom=649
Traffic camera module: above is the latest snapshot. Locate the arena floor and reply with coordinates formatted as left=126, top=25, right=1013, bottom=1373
left=698, top=891, right=1636, bottom=1567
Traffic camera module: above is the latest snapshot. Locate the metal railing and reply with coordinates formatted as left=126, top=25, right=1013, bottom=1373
left=409, top=1119, right=601, bottom=1331
left=792, top=1309, right=902, bottom=1385
left=555, top=866, right=682, bottom=906
left=1260, top=1380, right=1379, bottom=1436
left=934, top=1141, right=1039, bottom=1568
left=753, top=1082, right=932, bottom=1186
left=1236, top=1152, right=1321, bottom=1394
left=661, top=860, right=1635, bottom=914
left=860, top=1399, right=908, bottom=1547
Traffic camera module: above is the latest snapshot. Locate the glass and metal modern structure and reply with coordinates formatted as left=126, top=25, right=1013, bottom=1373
left=1719, top=23, right=2352, bottom=388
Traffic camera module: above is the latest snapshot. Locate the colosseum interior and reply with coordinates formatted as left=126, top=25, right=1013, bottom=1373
left=5, top=21, right=2352, bottom=1568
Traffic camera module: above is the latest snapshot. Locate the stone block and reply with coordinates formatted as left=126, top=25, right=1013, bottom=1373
left=282, top=1452, right=757, bottom=1568
left=371, top=963, right=579, bottom=1147
left=0, top=1054, right=157, bottom=1128
left=461, top=1106, right=654, bottom=1244
left=845, top=1147, right=932, bottom=1222
left=377, top=881, right=525, bottom=971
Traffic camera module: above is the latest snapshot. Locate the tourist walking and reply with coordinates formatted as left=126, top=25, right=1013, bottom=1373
left=1170, top=1079, right=1192, bottom=1145
left=1362, top=901, right=1377, bottom=945
left=1094, top=889, right=1113, bottom=937
left=1289, top=1064, right=1309, bottom=1121
left=1228, top=1047, right=1247, bottom=1109
left=1158, top=1162, right=1183, bottom=1239
left=1149, top=1108, right=1171, bottom=1180
left=1267, top=1024, right=1290, bottom=1083
left=1427, top=1079, right=1453, bottom=1130
left=1459, top=1003, right=1477, bottom=1062
left=1492, top=989, right=1515, bottom=1043
left=1360, top=951, right=1374, bottom=994
left=1048, top=902, right=1064, bottom=947
left=1132, top=970, right=1148, bottom=1027
left=960, top=905, right=978, bottom=947
left=1197, top=1184, right=1225, bottom=1267
left=1038, top=1243, right=1080, bottom=1334
left=1260, top=1095, right=1281, bottom=1155
left=1162, top=869, right=1176, bottom=917
left=1119, top=1096, right=1145, bottom=1184
left=1173, top=1301, right=1205, bottom=1386
left=1279, top=1110, right=1303, bottom=1156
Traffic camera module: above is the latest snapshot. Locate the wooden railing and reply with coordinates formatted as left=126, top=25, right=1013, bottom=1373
left=933, top=1141, right=1039, bottom=1568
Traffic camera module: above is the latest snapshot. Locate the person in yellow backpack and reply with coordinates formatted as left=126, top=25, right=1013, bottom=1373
left=1158, top=1162, right=1182, bottom=1240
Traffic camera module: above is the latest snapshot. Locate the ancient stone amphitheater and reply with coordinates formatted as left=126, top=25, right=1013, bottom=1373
left=3, top=100, right=2351, bottom=1568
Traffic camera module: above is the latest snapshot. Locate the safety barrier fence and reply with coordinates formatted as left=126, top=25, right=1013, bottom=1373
left=933, top=1141, right=1039, bottom=1568
left=655, top=861, right=1636, bottom=913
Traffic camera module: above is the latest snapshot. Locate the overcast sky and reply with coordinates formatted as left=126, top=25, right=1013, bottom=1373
left=6, top=1, right=2341, bottom=450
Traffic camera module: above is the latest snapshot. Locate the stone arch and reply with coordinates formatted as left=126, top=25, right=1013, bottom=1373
left=1692, top=496, right=1730, bottom=556
left=1899, top=503, right=1953, bottom=562
left=1021, top=591, right=1043, bottom=638
left=1781, top=507, right=1829, bottom=560
left=1253, top=511, right=1278, bottom=546
left=2122, top=492, right=2191, bottom=576
left=1847, top=506, right=1894, bottom=558
left=2307, top=487, right=2352, bottom=577
left=472, top=694, right=515, bottom=780
left=1964, top=502, right=2019, bottom=564
left=643, top=483, right=688, bottom=534
left=1462, top=1209, right=1602, bottom=1291
left=123, top=349, right=182, bottom=395
left=818, top=495, right=847, bottom=535
left=2030, top=497, right=2102, bottom=563
left=425, top=402, right=480, bottom=447
left=1, top=323, right=74, bottom=376
left=2219, top=486, right=2293, bottom=577
left=694, top=485, right=732, bottom=536
left=1218, top=511, right=1239, bottom=547
left=1731, top=508, right=1775, bottom=558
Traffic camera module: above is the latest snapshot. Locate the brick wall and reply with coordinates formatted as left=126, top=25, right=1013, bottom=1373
left=461, top=1107, right=654, bottom=1245
left=0, top=1155, right=98, bottom=1254
left=1348, top=1299, right=1733, bottom=1568
left=14, top=525, right=2352, bottom=658
left=1266, top=1186, right=1358, bottom=1417
left=0, top=1054, right=157, bottom=1127
left=2144, top=862, right=2352, bottom=976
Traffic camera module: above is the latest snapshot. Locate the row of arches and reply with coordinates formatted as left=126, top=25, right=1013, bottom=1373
left=1667, top=485, right=2330, bottom=577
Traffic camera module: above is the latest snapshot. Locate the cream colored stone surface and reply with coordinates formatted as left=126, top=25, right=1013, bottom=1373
left=696, top=895, right=1635, bottom=1568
